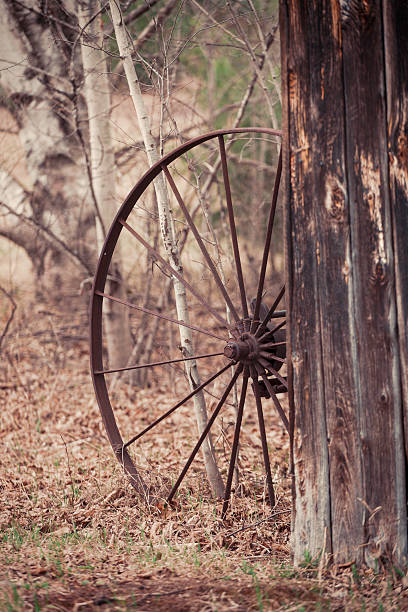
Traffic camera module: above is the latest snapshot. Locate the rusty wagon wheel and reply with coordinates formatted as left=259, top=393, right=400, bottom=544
left=90, top=127, right=289, bottom=517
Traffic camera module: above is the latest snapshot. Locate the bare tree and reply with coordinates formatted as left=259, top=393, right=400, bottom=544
left=109, top=0, right=225, bottom=497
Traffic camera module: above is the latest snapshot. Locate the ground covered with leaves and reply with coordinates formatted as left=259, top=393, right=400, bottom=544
left=1, top=302, right=408, bottom=611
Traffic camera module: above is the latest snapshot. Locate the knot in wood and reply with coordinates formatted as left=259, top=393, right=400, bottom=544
left=370, top=261, right=388, bottom=286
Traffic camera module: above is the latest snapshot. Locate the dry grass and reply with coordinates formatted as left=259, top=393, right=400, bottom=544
left=1, top=298, right=408, bottom=611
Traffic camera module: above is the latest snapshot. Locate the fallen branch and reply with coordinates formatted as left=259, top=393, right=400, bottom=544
left=225, top=509, right=291, bottom=537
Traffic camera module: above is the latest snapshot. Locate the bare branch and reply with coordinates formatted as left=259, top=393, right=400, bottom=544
left=12, top=0, right=79, bottom=33
left=134, top=0, right=180, bottom=53
left=246, top=0, right=281, bottom=103
left=226, top=0, right=278, bottom=125
left=187, top=31, right=276, bottom=218
left=0, top=201, right=93, bottom=275
left=104, top=0, right=162, bottom=36
left=190, top=0, right=242, bottom=45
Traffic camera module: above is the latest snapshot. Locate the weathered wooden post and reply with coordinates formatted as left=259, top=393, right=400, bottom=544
left=280, top=0, right=408, bottom=566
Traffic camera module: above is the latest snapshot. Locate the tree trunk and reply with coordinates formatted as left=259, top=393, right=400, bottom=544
left=280, top=0, right=408, bottom=567
left=78, top=0, right=134, bottom=370
left=109, top=0, right=225, bottom=497
left=0, top=0, right=95, bottom=291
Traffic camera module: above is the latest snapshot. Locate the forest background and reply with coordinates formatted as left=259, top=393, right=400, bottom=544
left=0, top=1, right=407, bottom=610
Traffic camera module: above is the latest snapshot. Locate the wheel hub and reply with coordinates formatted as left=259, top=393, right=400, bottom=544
left=223, top=332, right=260, bottom=362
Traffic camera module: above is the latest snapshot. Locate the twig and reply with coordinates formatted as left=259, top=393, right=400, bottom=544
left=61, top=434, right=76, bottom=506
left=134, top=586, right=195, bottom=605
left=227, top=0, right=278, bottom=125
left=191, top=0, right=243, bottom=44
left=246, top=0, right=281, bottom=103
left=5, top=351, right=32, bottom=401
left=133, top=0, right=180, bottom=54
left=0, top=286, right=17, bottom=353
left=109, top=0, right=180, bottom=77
left=225, top=509, right=291, bottom=537
left=104, top=0, right=161, bottom=37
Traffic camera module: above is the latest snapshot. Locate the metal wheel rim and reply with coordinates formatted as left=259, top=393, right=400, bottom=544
left=89, top=127, right=287, bottom=512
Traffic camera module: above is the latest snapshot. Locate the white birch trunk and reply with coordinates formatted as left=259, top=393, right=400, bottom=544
left=0, top=0, right=95, bottom=287
left=109, top=0, right=224, bottom=497
left=78, top=0, right=133, bottom=370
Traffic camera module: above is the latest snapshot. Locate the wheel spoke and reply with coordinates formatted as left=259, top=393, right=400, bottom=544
left=259, top=341, right=286, bottom=349
left=255, top=363, right=289, bottom=433
left=162, top=164, right=240, bottom=323
left=123, top=362, right=233, bottom=449
left=258, top=319, right=286, bottom=344
left=167, top=364, right=243, bottom=504
left=218, top=135, right=249, bottom=321
left=251, top=151, right=282, bottom=333
left=255, top=286, right=285, bottom=337
left=258, top=351, right=286, bottom=363
left=265, top=377, right=288, bottom=389
left=120, top=219, right=233, bottom=332
left=221, top=367, right=249, bottom=519
left=269, top=319, right=286, bottom=335
left=94, top=352, right=225, bottom=375
left=257, top=358, right=288, bottom=389
left=270, top=310, right=286, bottom=319
left=94, top=290, right=226, bottom=341
left=251, top=367, right=275, bottom=507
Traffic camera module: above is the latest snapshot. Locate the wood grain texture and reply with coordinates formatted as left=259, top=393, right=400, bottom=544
left=281, top=0, right=407, bottom=566
left=340, top=0, right=406, bottom=567
left=383, top=1, right=408, bottom=469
